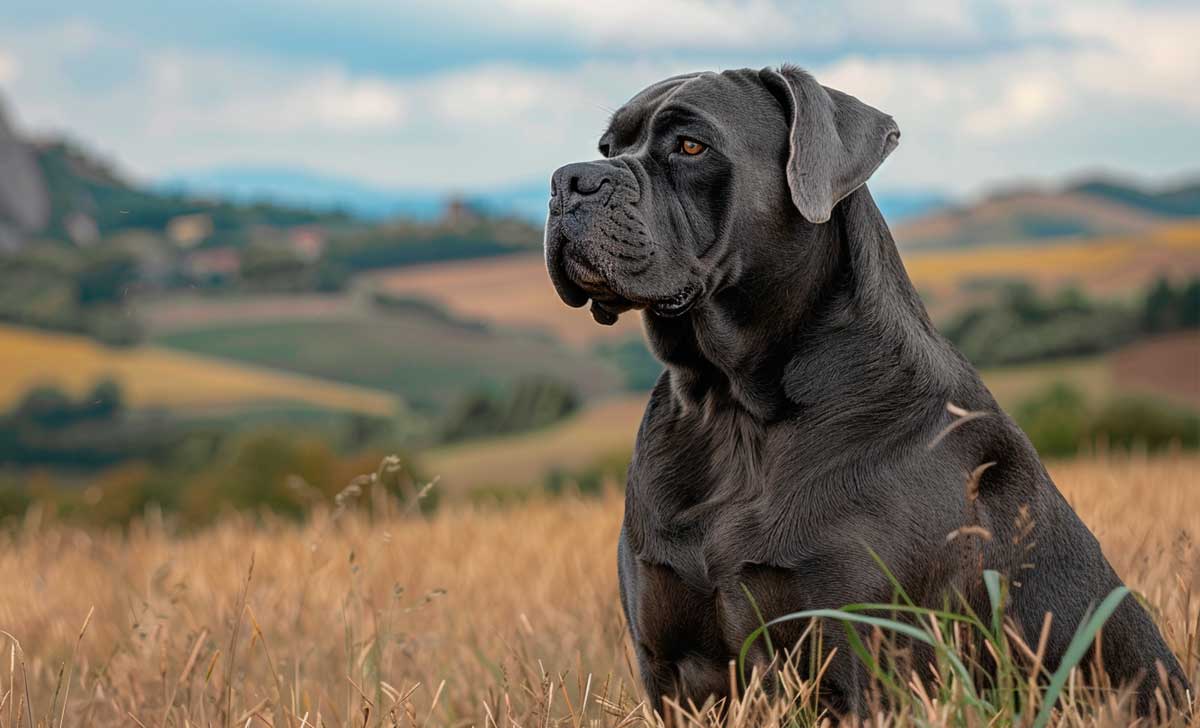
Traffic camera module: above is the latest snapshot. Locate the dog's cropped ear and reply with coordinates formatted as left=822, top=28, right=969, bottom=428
left=759, top=65, right=900, bottom=223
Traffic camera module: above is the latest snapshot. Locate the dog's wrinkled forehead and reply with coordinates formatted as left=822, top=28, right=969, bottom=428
left=601, top=69, right=779, bottom=154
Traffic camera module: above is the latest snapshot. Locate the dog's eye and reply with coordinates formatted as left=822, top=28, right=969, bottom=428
left=680, top=139, right=706, bottom=156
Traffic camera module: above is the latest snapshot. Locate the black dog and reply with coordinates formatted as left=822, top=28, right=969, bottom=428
left=544, top=66, right=1189, bottom=717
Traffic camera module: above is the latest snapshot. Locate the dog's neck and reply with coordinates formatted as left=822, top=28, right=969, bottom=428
left=643, top=186, right=959, bottom=422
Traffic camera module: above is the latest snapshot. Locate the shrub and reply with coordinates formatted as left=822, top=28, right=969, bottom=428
left=439, top=376, right=580, bottom=443
left=1013, top=383, right=1091, bottom=457
left=944, top=277, right=1199, bottom=368
left=1090, top=397, right=1200, bottom=452
left=85, top=305, right=144, bottom=346
left=542, top=451, right=630, bottom=498
left=1014, top=382, right=1200, bottom=457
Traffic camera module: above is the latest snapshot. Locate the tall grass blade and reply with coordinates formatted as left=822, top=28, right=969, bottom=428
left=983, top=570, right=1004, bottom=637
left=1032, top=586, right=1129, bottom=728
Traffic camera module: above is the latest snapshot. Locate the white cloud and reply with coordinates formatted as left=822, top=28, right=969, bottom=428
left=492, top=0, right=798, bottom=50
left=797, top=0, right=1200, bottom=191
left=962, top=74, right=1062, bottom=136
left=139, top=52, right=408, bottom=136
left=0, top=2, right=1196, bottom=196
left=0, top=51, right=16, bottom=85
left=296, top=73, right=408, bottom=130
left=425, top=66, right=565, bottom=125
left=432, top=0, right=997, bottom=51
left=1058, top=4, right=1200, bottom=113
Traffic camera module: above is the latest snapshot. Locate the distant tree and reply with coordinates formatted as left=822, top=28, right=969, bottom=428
left=439, top=377, right=579, bottom=443
left=1091, top=397, right=1200, bottom=451
left=239, top=245, right=310, bottom=291
left=84, top=378, right=124, bottom=419
left=1051, top=285, right=1092, bottom=315
left=1142, top=276, right=1177, bottom=333
left=13, top=385, right=76, bottom=428
left=78, top=249, right=140, bottom=304
left=1002, top=281, right=1049, bottom=324
left=1181, top=278, right=1200, bottom=328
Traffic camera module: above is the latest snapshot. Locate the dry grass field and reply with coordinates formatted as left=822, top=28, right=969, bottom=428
left=0, top=324, right=398, bottom=417
left=1, top=455, right=1196, bottom=727
left=371, top=224, right=1200, bottom=347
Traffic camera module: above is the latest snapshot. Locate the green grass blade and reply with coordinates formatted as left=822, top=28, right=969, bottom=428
left=740, top=583, right=776, bottom=662
left=1032, top=586, right=1129, bottom=728
left=864, top=546, right=916, bottom=608
left=841, top=619, right=910, bottom=708
left=739, top=608, right=942, bottom=690
left=983, top=570, right=1004, bottom=637
left=839, top=602, right=990, bottom=633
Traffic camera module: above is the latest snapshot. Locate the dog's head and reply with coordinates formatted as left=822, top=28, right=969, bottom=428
left=544, top=66, right=899, bottom=325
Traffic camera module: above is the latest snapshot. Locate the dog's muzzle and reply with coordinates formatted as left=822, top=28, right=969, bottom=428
left=544, top=161, right=613, bottom=309
left=545, top=159, right=702, bottom=324
left=545, top=160, right=649, bottom=324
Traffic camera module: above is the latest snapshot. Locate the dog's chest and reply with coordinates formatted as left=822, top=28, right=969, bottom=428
left=627, top=408, right=828, bottom=660
left=630, top=403, right=799, bottom=588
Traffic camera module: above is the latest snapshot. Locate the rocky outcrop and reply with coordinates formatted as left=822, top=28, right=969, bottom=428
left=0, top=95, right=51, bottom=249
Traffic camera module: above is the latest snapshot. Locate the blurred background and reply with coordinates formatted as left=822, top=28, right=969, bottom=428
left=0, top=0, right=1197, bottom=525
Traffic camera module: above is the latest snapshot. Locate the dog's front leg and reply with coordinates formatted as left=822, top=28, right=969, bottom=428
left=619, top=532, right=730, bottom=718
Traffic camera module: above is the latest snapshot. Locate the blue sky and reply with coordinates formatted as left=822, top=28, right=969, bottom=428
left=1, top=0, right=1197, bottom=197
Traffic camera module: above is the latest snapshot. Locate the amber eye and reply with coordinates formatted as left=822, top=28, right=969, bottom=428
left=680, top=139, right=706, bottom=156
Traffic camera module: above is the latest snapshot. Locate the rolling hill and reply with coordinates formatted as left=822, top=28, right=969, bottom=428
left=894, top=178, right=1200, bottom=250
left=147, top=296, right=626, bottom=413
left=0, top=323, right=398, bottom=416
left=371, top=223, right=1200, bottom=347
left=0, top=127, right=347, bottom=251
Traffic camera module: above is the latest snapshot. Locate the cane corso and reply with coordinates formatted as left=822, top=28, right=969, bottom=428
left=543, top=66, right=1189, bottom=717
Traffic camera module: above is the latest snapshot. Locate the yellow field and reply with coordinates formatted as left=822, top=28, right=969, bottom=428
left=905, top=223, right=1200, bottom=302
left=0, top=324, right=398, bottom=416
left=369, top=255, right=645, bottom=347
left=1, top=455, right=1195, bottom=726
left=424, top=394, right=648, bottom=492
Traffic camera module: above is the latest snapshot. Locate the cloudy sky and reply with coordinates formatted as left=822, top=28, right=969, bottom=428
left=1, top=0, right=1197, bottom=198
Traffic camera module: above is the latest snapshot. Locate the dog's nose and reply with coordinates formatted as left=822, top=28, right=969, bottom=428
left=551, top=162, right=612, bottom=200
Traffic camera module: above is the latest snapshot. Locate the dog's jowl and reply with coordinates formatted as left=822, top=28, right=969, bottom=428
left=544, top=66, right=1189, bottom=717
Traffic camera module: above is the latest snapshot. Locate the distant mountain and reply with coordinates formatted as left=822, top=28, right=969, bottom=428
left=159, top=167, right=445, bottom=221
left=161, top=166, right=553, bottom=223
left=463, top=179, right=554, bottom=225
left=1067, top=177, right=1200, bottom=218
left=872, top=190, right=952, bottom=224
left=0, top=95, right=350, bottom=252
left=28, top=144, right=347, bottom=247
left=894, top=175, right=1200, bottom=250
left=163, top=165, right=952, bottom=226
left=0, top=97, right=51, bottom=250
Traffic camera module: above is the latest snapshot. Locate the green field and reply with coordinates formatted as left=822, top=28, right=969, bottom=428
left=154, top=310, right=625, bottom=412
